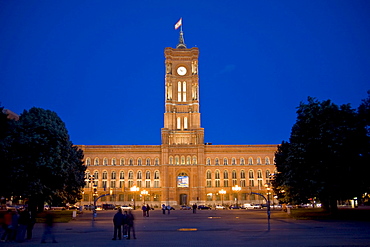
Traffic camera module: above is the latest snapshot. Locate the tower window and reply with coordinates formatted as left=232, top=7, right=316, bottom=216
left=184, top=117, right=188, bottom=129
left=177, top=117, right=181, bottom=130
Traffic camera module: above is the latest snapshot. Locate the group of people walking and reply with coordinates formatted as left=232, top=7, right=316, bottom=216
left=112, top=209, right=135, bottom=240
left=141, top=204, right=151, bottom=217
left=0, top=209, right=36, bottom=243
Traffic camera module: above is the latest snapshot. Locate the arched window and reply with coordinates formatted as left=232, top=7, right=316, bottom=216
left=240, top=170, right=246, bottom=179
left=169, top=156, right=173, bottom=165
left=182, top=81, right=186, bottom=102
left=94, top=158, right=99, bottom=166
left=184, top=117, right=188, bottom=129
left=145, top=171, right=150, bottom=179
left=178, top=81, right=182, bottom=102
left=206, top=158, right=211, bottom=165
left=94, top=171, right=99, bottom=179
left=186, top=156, right=191, bottom=165
left=215, top=170, right=220, bottom=187
left=86, top=158, right=91, bottom=166
left=223, top=158, right=228, bottom=165
left=155, top=158, right=159, bottom=166
left=206, top=170, right=212, bottom=187
left=137, top=171, right=142, bottom=179
left=192, top=156, right=197, bottom=165
left=232, top=170, right=237, bottom=179
left=240, top=158, right=245, bottom=165
left=111, top=171, right=116, bottom=179
left=119, top=171, right=124, bottom=179
left=146, top=158, right=151, bottom=166
left=215, top=170, right=220, bottom=179
left=103, top=158, right=108, bottom=166
left=137, top=158, right=142, bottom=166
left=102, top=171, right=107, bottom=179
left=112, top=158, right=116, bottom=166
left=128, top=171, right=133, bottom=179
left=129, top=158, right=134, bottom=166
left=177, top=117, right=181, bottom=129
left=257, top=170, right=262, bottom=178
left=223, top=170, right=229, bottom=187
left=232, top=158, right=236, bottom=165
left=257, top=157, right=261, bottom=165
left=232, top=170, right=237, bottom=186
left=248, top=157, right=253, bottom=165
left=175, top=156, right=179, bottom=165
left=249, top=170, right=254, bottom=187
left=181, top=156, right=185, bottom=165
left=215, top=158, right=219, bottom=165
left=120, top=158, right=125, bottom=166
left=265, top=157, right=270, bottom=165
left=154, top=171, right=160, bottom=188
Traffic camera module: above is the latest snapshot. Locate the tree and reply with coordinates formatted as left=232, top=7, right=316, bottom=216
left=0, top=107, right=86, bottom=211
left=274, top=97, right=369, bottom=212
left=0, top=106, right=18, bottom=204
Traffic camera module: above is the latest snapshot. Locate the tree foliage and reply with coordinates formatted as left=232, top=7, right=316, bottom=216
left=0, top=107, right=86, bottom=210
left=273, top=95, right=370, bottom=211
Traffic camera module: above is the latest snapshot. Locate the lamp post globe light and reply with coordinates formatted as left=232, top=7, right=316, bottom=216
left=232, top=185, right=241, bottom=207
left=130, top=185, right=140, bottom=210
left=219, top=189, right=226, bottom=206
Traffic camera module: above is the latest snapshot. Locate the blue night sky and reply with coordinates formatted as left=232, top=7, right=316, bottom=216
left=1, top=0, right=369, bottom=146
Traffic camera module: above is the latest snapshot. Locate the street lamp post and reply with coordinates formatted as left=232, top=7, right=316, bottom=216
left=219, top=189, right=226, bottom=206
left=232, top=185, right=241, bottom=207
left=130, top=186, right=140, bottom=210
left=264, top=183, right=271, bottom=219
left=141, top=190, right=148, bottom=204
left=89, top=175, right=94, bottom=209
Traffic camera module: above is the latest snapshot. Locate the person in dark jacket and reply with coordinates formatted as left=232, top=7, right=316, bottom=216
left=122, top=211, right=128, bottom=238
left=126, top=210, right=136, bottom=240
left=146, top=204, right=150, bottom=217
left=112, top=208, right=124, bottom=240
left=16, top=209, right=29, bottom=242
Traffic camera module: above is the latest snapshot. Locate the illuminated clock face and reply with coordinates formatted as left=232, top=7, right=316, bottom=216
left=177, top=66, right=187, bottom=76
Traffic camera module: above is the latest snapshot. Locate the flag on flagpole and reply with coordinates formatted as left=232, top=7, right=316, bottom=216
left=174, top=18, right=182, bottom=30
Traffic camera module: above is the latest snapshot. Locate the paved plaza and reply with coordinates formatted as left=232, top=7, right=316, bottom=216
left=1, top=208, right=370, bottom=247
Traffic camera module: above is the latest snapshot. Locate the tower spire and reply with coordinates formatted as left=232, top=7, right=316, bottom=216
left=176, top=30, right=186, bottom=49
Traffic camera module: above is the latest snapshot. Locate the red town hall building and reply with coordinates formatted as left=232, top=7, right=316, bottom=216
left=79, top=32, right=277, bottom=208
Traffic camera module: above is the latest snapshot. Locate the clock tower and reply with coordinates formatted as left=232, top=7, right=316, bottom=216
left=161, top=31, right=204, bottom=146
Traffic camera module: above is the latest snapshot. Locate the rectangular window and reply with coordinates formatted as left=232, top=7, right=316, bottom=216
left=154, top=181, right=159, bottom=188
left=206, top=180, right=212, bottom=187
left=128, top=181, right=134, bottom=188
left=224, top=180, right=229, bottom=187
left=249, top=179, right=254, bottom=187
left=145, top=180, right=151, bottom=188
left=258, top=179, right=263, bottom=189
left=110, top=181, right=116, bottom=188
left=119, top=181, right=124, bottom=188
left=240, top=179, right=246, bottom=187
left=215, top=180, right=220, bottom=187
left=119, top=194, right=124, bottom=201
